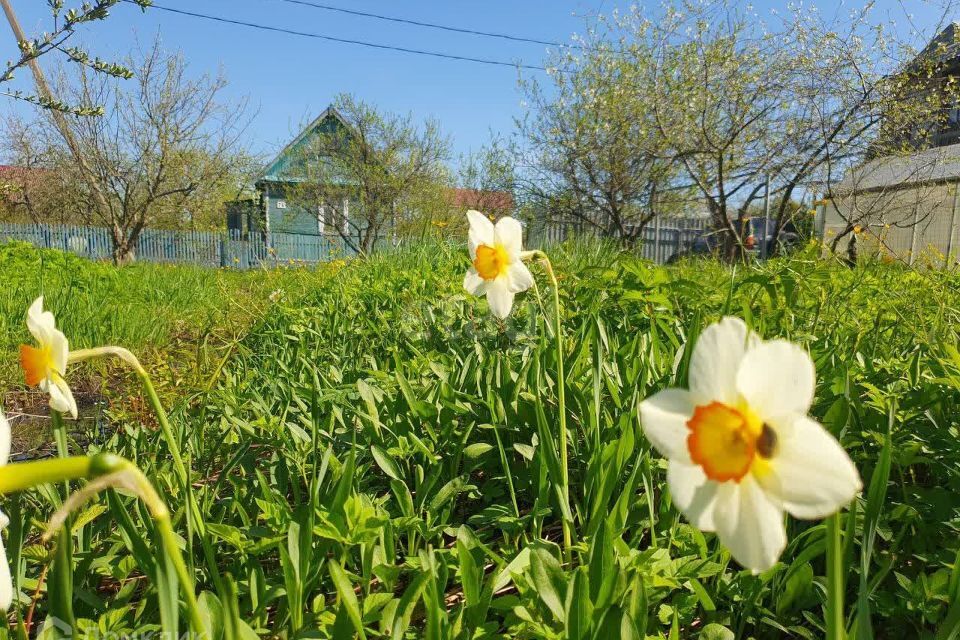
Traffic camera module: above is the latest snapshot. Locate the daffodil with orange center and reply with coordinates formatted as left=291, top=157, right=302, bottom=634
left=19, top=297, right=77, bottom=419
left=639, top=317, right=861, bottom=571
left=463, top=210, right=534, bottom=319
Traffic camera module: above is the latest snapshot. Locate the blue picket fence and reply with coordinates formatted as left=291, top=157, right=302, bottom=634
left=0, top=223, right=348, bottom=268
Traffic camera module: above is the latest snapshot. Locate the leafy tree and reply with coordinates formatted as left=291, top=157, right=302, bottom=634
left=456, top=138, right=515, bottom=217
left=285, top=93, right=451, bottom=255
left=522, top=0, right=960, bottom=260
left=517, top=29, right=681, bottom=244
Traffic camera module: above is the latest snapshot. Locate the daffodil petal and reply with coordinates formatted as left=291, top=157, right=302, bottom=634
left=0, top=510, right=11, bottom=611
left=485, top=278, right=515, bottom=319
left=667, top=461, right=718, bottom=530
left=49, top=329, right=69, bottom=375
left=639, top=388, right=694, bottom=463
left=463, top=268, right=487, bottom=296
left=48, top=375, right=78, bottom=419
left=467, top=210, right=495, bottom=259
left=507, top=261, right=534, bottom=293
left=713, top=476, right=786, bottom=572
left=756, top=414, right=861, bottom=519
left=736, top=340, right=815, bottom=419
left=494, top=216, right=524, bottom=258
left=689, top=317, right=758, bottom=405
left=0, top=410, right=9, bottom=467
left=26, top=297, right=54, bottom=345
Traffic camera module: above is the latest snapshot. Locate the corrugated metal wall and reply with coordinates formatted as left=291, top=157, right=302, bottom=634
left=822, top=182, right=960, bottom=265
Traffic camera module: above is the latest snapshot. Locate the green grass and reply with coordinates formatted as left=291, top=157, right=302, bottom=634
left=2, top=239, right=959, bottom=638
left=0, top=240, right=344, bottom=393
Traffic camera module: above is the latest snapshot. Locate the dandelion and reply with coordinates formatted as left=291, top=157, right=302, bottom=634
left=19, top=297, right=77, bottom=419
left=463, top=210, right=534, bottom=319
left=639, top=317, right=861, bottom=571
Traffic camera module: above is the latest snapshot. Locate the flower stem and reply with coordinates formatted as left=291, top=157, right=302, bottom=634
left=49, top=410, right=76, bottom=634
left=529, top=250, right=575, bottom=560
left=70, top=347, right=188, bottom=483
left=69, top=346, right=225, bottom=592
left=154, top=508, right=207, bottom=638
left=0, top=457, right=91, bottom=494
left=108, top=463, right=207, bottom=638
left=140, top=372, right=189, bottom=484
left=138, top=369, right=226, bottom=594
left=826, top=511, right=846, bottom=640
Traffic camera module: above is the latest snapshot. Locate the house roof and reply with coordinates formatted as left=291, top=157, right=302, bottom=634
left=447, top=188, right=514, bottom=211
left=834, top=143, right=960, bottom=194
left=0, top=165, right=47, bottom=179
left=909, top=22, right=960, bottom=71
left=256, top=106, right=353, bottom=186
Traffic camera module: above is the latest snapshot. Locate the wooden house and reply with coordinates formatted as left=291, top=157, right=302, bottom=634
left=228, top=105, right=516, bottom=259
left=227, top=107, right=358, bottom=260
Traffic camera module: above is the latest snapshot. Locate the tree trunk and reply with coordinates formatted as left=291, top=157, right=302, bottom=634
left=360, top=224, right=377, bottom=255
left=845, top=234, right=857, bottom=267
left=112, top=242, right=136, bottom=266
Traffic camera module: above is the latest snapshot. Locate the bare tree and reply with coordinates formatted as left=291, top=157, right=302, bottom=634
left=35, top=37, right=251, bottom=263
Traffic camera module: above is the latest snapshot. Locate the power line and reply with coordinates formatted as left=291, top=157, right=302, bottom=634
left=127, top=1, right=549, bottom=72
left=270, top=0, right=581, bottom=51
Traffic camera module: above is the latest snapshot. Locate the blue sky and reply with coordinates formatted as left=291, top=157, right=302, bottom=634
left=2, top=0, right=955, bottom=165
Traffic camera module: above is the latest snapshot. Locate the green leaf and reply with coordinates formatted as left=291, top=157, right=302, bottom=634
left=687, top=578, right=716, bottom=612
left=456, top=533, right=481, bottom=608
left=198, top=591, right=225, bottom=640
left=463, top=443, right=494, bottom=459
left=428, top=475, right=468, bottom=511
left=371, top=445, right=402, bottom=481
left=699, top=623, right=735, bottom=640
left=329, top=559, right=367, bottom=640
left=777, top=563, right=814, bottom=616
left=565, top=567, right=593, bottom=640
left=530, top=547, right=566, bottom=623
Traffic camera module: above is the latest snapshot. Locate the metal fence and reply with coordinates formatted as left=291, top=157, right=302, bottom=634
left=639, top=221, right=712, bottom=263
left=529, top=217, right=712, bottom=264
left=0, top=223, right=348, bottom=268
left=1, top=217, right=714, bottom=268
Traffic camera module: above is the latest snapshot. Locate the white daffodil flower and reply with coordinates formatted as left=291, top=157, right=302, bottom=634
left=463, top=210, right=534, bottom=319
left=639, top=317, right=862, bottom=572
left=19, top=297, right=77, bottom=419
left=0, top=409, right=12, bottom=611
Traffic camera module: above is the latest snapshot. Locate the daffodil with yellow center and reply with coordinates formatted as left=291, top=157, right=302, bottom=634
left=640, top=317, right=862, bottom=572
left=463, top=210, right=534, bottom=319
left=19, top=297, right=77, bottom=419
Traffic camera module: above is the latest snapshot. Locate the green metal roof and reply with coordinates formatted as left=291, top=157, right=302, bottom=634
left=256, top=106, right=356, bottom=187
